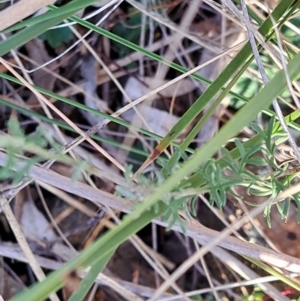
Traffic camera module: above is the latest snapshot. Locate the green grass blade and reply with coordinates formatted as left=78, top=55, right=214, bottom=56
left=180, top=58, right=251, bottom=151
left=0, top=73, right=162, bottom=139
left=0, top=13, right=77, bottom=56
left=68, top=251, right=114, bottom=301
left=1, top=0, right=102, bottom=33
left=1, top=3, right=288, bottom=111
left=7, top=47, right=300, bottom=301
left=148, top=0, right=295, bottom=155
left=9, top=202, right=167, bottom=301
left=0, top=97, right=156, bottom=158
left=0, top=0, right=109, bottom=55
left=141, top=51, right=300, bottom=211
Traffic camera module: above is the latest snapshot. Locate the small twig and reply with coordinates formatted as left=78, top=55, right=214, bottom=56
left=0, top=195, right=60, bottom=301
left=197, top=244, right=221, bottom=301
left=0, top=57, right=125, bottom=172
left=0, top=241, right=294, bottom=300
left=126, top=0, right=220, bottom=53
left=270, top=14, right=300, bottom=109
left=1, top=150, right=300, bottom=272
left=149, top=182, right=300, bottom=300
left=0, top=42, right=243, bottom=202
left=224, top=0, right=300, bottom=165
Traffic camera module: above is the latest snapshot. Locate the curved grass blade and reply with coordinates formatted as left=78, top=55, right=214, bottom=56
left=67, top=251, right=115, bottom=301
left=137, top=51, right=300, bottom=213
left=9, top=202, right=167, bottom=301
left=8, top=51, right=300, bottom=301
left=134, top=0, right=296, bottom=175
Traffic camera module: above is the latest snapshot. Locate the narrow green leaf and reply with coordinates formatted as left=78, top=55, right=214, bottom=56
left=140, top=0, right=295, bottom=169
left=68, top=251, right=114, bottom=301
left=9, top=202, right=167, bottom=301
left=132, top=52, right=300, bottom=225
